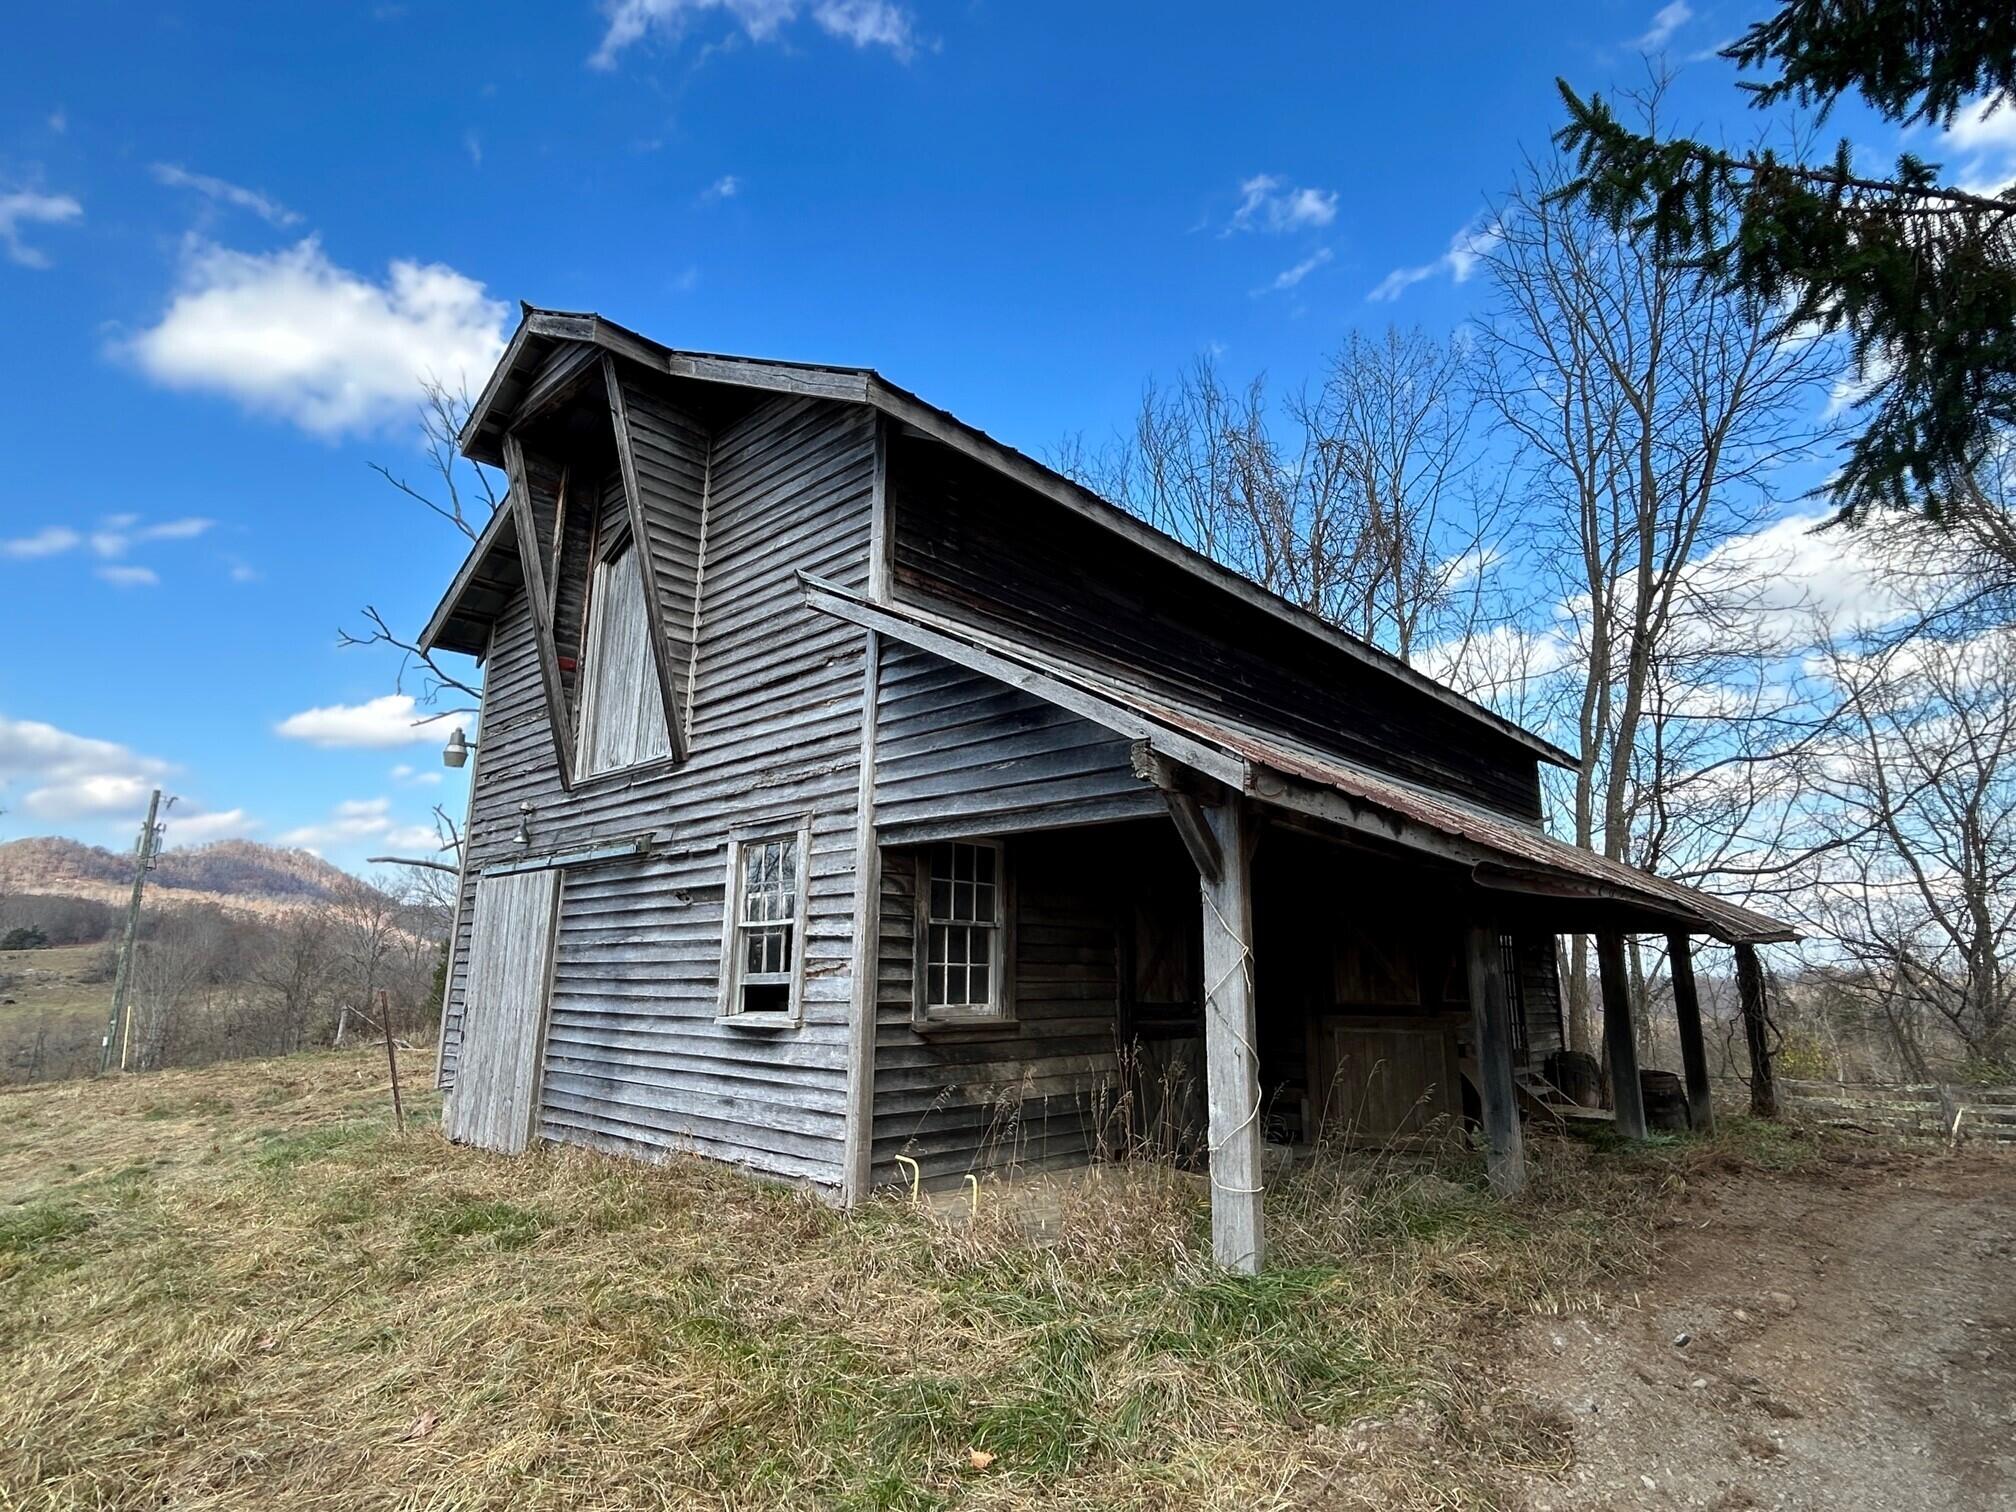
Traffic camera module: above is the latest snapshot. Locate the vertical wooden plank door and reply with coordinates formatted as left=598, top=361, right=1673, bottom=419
left=446, top=868, right=562, bottom=1154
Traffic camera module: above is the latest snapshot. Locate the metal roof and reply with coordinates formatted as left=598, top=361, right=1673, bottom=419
left=804, top=576, right=1797, bottom=946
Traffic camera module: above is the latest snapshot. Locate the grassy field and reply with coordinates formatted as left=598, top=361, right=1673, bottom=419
left=0, top=943, right=112, bottom=1083
left=0, top=1049, right=1822, bottom=1510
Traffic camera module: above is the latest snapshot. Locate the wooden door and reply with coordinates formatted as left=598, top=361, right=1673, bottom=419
left=446, top=868, right=561, bottom=1154
left=1316, top=1016, right=1463, bottom=1148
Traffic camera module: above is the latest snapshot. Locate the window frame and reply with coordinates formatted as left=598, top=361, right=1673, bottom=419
left=911, top=838, right=1016, bottom=1028
left=573, top=528, right=676, bottom=781
left=716, top=816, right=814, bottom=1028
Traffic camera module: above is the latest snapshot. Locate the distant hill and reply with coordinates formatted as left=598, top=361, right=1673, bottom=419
left=0, top=836, right=367, bottom=918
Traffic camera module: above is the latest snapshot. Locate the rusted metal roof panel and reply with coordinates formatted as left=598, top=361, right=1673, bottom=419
left=808, top=580, right=1796, bottom=946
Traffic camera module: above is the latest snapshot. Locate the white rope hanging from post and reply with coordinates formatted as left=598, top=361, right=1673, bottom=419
left=1200, top=884, right=1266, bottom=1198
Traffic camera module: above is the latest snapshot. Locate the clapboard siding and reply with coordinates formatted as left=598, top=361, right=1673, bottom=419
left=874, top=641, right=1156, bottom=834
left=438, top=380, right=876, bottom=1189
left=870, top=828, right=1126, bottom=1187
left=886, top=437, right=1547, bottom=822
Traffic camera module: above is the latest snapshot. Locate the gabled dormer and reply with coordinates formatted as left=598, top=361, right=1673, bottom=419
left=429, top=340, right=715, bottom=787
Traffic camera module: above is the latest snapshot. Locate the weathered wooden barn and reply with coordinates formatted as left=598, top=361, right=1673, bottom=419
left=422, top=307, right=1794, bottom=1270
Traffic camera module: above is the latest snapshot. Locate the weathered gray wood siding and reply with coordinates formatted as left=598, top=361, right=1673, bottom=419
left=615, top=370, right=709, bottom=736
left=438, top=375, right=876, bottom=1188
left=886, top=438, right=1546, bottom=822
left=873, top=641, right=1156, bottom=839
left=871, top=827, right=1127, bottom=1187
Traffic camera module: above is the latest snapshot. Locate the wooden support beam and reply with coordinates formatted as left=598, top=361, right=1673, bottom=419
left=1667, top=934, right=1715, bottom=1134
left=1735, top=943, right=1778, bottom=1119
left=1130, top=741, right=1223, bottom=884
left=1197, top=799, right=1263, bottom=1273
left=1596, top=931, right=1647, bottom=1139
left=1465, top=923, right=1527, bottom=1197
left=502, top=433, right=575, bottom=790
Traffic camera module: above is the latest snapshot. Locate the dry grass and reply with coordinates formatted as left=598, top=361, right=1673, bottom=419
left=0, top=1050, right=1817, bottom=1511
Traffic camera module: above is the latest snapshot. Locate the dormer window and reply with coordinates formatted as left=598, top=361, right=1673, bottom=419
left=576, top=535, right=674, bottom=776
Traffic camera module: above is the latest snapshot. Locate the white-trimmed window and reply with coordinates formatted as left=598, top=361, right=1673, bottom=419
left=577, top=536, right=673, bottom=777
left=720, top=823, right=810, bottom=1022
left=914, top=840, right=1012, bottom=1023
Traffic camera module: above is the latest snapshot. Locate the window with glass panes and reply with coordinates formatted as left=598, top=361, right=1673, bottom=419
left=732, top=835, right=798, bottom=1015
left=922, top=841, right=1003, bottom=1015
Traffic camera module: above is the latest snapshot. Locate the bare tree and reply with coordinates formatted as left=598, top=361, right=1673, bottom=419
left=340, top=376, right=502, bottom=712
left=1477, top=100, right=1835, bottom=1051
left=1796, top=564, right=2016, bottom=1078
left=1056, top=327, right=1504, bottom=664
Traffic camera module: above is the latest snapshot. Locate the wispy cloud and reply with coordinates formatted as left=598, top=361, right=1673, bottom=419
left=701, top=173, right=740, bottom=201
left=463, top=130, right=484, bottom=168
left=0, top=188, right=82, bottom=269
left=591, top=0, right=917, bottom=68
left=2, top=525, right=83, bottom=560
left=1634, top=0, right=1692, bottom=50
left=277, top=795, right=439, bottom=852
left=3, top=515, right=214, bottom=583
left=811, top=0, right=913, bottom=55
left=126, top=237, right=508, bottom=436
left=95, top=565, right=160, bottom=588
left=1368, top=216, right=1500, bottom=302
left=150, top=163, right=302, bottom=228
left=1227, top=174, right=1338, bottom=235
left=1259, top=247, right=1333, bottom=294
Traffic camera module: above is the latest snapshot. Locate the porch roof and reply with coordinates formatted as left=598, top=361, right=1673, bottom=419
left=803, top=575, right=1798, bottom=947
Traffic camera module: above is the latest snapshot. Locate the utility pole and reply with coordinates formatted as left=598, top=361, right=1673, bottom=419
left=99, top=788, right=165, bottom=1076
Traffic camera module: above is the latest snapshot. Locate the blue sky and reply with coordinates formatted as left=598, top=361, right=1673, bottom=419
left=2, top=1, right=2010, bottom=872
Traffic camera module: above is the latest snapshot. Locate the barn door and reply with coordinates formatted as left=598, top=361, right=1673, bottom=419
left=445, top=868, right=561, bottom=1154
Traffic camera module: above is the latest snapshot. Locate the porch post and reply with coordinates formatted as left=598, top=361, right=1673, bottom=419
left=1595, top=931, right=1648, bottom=1138
left=1464, top=924, right=1527, bottom=1197
left=1666, top=934, right=1715, bottom=1134
left=1734, top=943, right=1778, bottom=1119
left=1198, top=798, right=1263, bottom=1273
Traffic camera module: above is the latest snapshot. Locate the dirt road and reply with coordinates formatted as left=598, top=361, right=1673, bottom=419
left=1508, top=1150, right=2016, bottom=1511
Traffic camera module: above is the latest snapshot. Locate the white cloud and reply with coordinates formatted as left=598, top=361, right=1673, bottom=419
left=0, top=188, right=82, bottom=269
left=1940, top=94, right=2016, bottom=195
left=274, top=693, right=450, bottom=749
left=95, top=565, right=159, bottom=588
left=464, top=130, right=484, bottom=168
left=0, top=715, right=172, bottom=821
left=278, top=796, right=395, bottom=848
left=2, top=526, right=82, bottom=559
left=1634, top=0, right=1692, bottom=50
left=150, top=163, right=302, bottom=228
left=166, top=808, right=258, bottom=845
left=390, top=762, right=444, bottom=786
left=702, top=173, right=740, bottom=201
left=227, top=559, right=261, bottom=583
left=1260, top=247, right=1333, bottom=294
left=812, top=0, right=913, bottom=54
left=591, top=0, right=916, bottom=67
left=3, top=516, right=215, bottom=585
left=1228, top=174, right=1339, bottom=235
left=90, top=515, right=216, bottom=558
left=1368, top=216, right=1500, bottom=302
left=126, top=237, right=509, bottom=437
left=384, top=822, right=449, bottom=852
